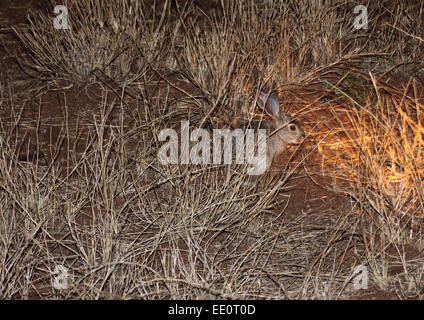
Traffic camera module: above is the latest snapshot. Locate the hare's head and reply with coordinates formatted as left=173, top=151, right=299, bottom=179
left=257, top=92, right=306, bottom=144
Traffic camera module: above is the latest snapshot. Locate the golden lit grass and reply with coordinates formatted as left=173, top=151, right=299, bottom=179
left=312, top=74, right=424, bottom=294
left=318, top=76, right=424, bottom=225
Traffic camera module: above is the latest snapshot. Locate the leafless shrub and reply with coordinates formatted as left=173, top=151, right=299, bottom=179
left=13, top=0, right=174, bottom=85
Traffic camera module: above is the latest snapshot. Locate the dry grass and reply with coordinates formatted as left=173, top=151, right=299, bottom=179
left=318, top=76, right=424, bottom=229
left=2, top=0, right=424, bottom=299
left=314, top=73, right=424, bottom=296
left=13, top=0, right=175, bottom=85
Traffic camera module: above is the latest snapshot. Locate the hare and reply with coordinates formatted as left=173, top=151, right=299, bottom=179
left=254, top=92, right=306, bottom=172
left=222, top=92, right=305, bottom=177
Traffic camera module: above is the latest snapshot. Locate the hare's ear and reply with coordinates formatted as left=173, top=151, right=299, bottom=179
left=257, top=92, right=279, bottom=118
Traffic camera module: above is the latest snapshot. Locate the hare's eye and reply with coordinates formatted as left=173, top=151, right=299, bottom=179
left=289, top=124, right=297, bottom=131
